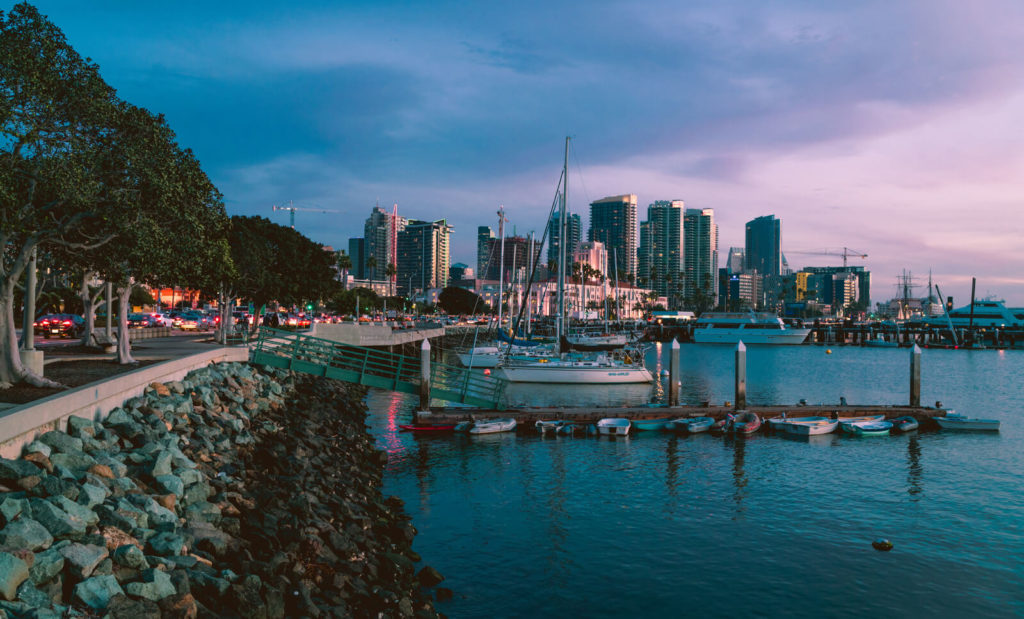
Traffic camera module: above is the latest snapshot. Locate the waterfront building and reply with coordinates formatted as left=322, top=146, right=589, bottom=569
left=589, top=194, right=638, bottom=279
left=719, top=271, right=762, bottom=310
left=744, top=215, right=781, bottom=278
left=800, top=266, right=870, bottom=311
left=480, top=235, right=542, bottom=283
left=347, top=237, right=366, bottom=280
left=547, top=211, right=581, bottom=270
left=364, top=205, right=406, bottom=282
left=637, top=200, right=683, bottom=302
left=683, top=207, right=718, bottom=308
left=476, top=226, right=494, bottom=278
left=396, top=219, right=453, bottom=296
left=573, top=241, right=608, bottom=278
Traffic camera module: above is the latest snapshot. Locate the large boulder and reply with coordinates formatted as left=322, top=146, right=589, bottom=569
left=60, top=543, right=109, bottom=581
left=0, top=552, right=29, bottom=601
left=0, top=517, right=53, bottom=551
left=35, top=431, right=83, bottom=455
left=28, top=546, right=65, bottom=585
left=73, top=574, right=124, bottom=610
left=124, top=568, right=176, bottom=601
left=28, top=499, right=87, bottom=540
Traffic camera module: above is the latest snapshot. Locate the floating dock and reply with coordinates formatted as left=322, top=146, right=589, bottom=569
left=415, top=404, right=948, bottom=426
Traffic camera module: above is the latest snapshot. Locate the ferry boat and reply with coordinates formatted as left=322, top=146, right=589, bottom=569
left=925, top=299, right=1024, bottom=328
left=692, top=312, right=811, bottom=345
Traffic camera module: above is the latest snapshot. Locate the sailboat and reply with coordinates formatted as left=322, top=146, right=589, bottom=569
left=494, top=137, right=653, bottom=386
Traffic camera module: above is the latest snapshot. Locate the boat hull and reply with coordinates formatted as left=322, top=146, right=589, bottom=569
left=398, top=424, right=456, bottom=432
left=693, top=328, right=811, bottom=344
left=468, top=418, right=517, bottom=434
left=632, top=418, right=671, bottom=431
left=891, top=416, right=919, bottom=432
left=936, top=417, right=1000, bottom=431
left=495, top=365, right=653, bottom=384
left=785, top=420, right=839, bottom=436
left=597, top=418, right=631, bottom=436
left=668, top=417, right=714, bottom=433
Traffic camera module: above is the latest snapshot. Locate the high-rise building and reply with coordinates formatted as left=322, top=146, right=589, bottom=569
left=347, top=237, right=366, bottom=280
left=476, top=226, right=494, bottom=278
left=364, top=205, right=406, bottom=281
left=637, top=200, right=683, bottom=299
left=683, top=208, right=718, bottom=306
left=573, top=241, right=607, bottom=276
left=726, top=247, right=745, bottom=274
left=547, top=211, right=581, bottom=270
left=589, top=194, right=637, bottom=279
left=800, top=266, right=871, bottom=309
left=744, top=215, right=781, bottom=277
left=481, top=236, right=542, bottom=282
left=397, top=219, right=453, bottom=296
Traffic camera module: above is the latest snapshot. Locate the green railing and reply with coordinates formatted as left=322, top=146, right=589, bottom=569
left=249, top=327, right=505, bottom=408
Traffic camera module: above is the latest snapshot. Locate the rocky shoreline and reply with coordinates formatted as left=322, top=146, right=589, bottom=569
left=0, top=362, right=444, bottom=617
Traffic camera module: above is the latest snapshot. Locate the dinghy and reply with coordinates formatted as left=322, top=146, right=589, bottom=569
left=838, top=415, right=886, bottom=433
left=667, top=417, right=715, bottom=434
left=632, top=418, right=672, bottom=431
left=891, top=416, right=919, bottom=432
left=727, top=412, right=761, bottom=435
left=847, top=421, right=893, bottom=436
left=469, top=418, right=517, bottom=434
left=535, top=420, right=566, bottom=434
left=597, top=418, right=631, bottom=436
left=785, top=419, right=839, bottom=436
left=398, top=424, right=457, bottom=432
left=767, top=415, right=828, bottom=432
left=936, top=412, right=1000, bottom=431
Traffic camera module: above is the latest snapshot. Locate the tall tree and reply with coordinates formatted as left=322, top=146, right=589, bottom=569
left=0, top=3, right=121, bottom=385
left=336, top=251, right=352, bottom=291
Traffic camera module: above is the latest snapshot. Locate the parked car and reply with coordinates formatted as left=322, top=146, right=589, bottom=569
left=148, top=313, right=173, bottom=327
left=128, top=313, right=155, bottom=328
left=33, top=314, right=84, bottom=339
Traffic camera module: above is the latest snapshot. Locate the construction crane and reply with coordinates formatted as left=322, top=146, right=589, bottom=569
left=272, top=202, right=343, bottom=229
left=787, top=247, right=868, bottom=268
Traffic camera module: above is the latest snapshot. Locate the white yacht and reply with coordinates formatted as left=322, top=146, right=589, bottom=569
left=457, top=345, right=553, bottom=368
left=692, top=312, right=811, bottom=345
left=495, top=354, right=653, bottom=384
left=925, top=299, right=1024, bottom=328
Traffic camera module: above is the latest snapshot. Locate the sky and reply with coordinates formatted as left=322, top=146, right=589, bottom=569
left=18, top=1, right=1024, bottom=306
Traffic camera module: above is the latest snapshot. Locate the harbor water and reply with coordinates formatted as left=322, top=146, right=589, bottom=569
left=366, top=344, right=1024, bottom=617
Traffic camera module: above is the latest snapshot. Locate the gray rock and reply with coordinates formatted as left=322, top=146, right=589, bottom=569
left=16, top=579, right=50, bottom=607
left=0, top=498, right=29, bottom=527
left=0, top=518, right=53, bottom=551
left=49, top=451, right=98, bottom=476
left=73, top=574, right=123, bottom=609
left=110, top=478, right=139, bottom=494
left=0, top=552, right=29, bottom=601
left=66, top=416, right=96, bottom=438
left=106, top=592, right=161, bottom=618
left=150, top=450, right=173, bottom=477
left=146, top=532, right=185, bottom=557
left=104, top=408, right=133, bottom=427
left=154, top=475, right=184, bottom=498
left=135, top=498, right=177, bottom=530
left=112, top=544, right=147, bottom=570
left=184, top=501, right=220, bottom=524
left=37, top=475, right=79, bottom=501
left=96, top=499, right=148, bottom=531
left=60, top=543, right=109, bottom=581
left=188, top=521, right=232, bottom=557
left=418, top=565, right=445, bottom=587
left=36, top=431, right=83, bottom=455
left=50, top=496, right=99, bottom=527
left=178, top=469, right=203, bottom=487
left=77, top=483, right=108, bottom=509
left=93, top=455, right=128, bottom=478
left=182, top=483, right=210, bottom=507
left=0, top=458, right=41, bottom=482
left=28, top=546, right=64, bottom=585
left=28, top=499, right=86, bottom=540
left=125, top=568, right=176, bottom=601
left=23, top=442, right=52, bottom=458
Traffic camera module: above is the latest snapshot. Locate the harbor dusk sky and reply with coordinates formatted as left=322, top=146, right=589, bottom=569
left=27, top=1, right=1024, bottom=305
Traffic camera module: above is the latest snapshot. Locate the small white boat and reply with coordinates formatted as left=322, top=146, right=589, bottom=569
left=768, top=415, right=828, bottom=432
left=667, top=417, right=715, bottom=434
left=847, top=421, right=893, bottom=436
left=468, top=418, right=517, bottom=434
left=936, top=412, right=1000, bottom=432
left=838, top=415, right=886, bottom=433
left=597, top=418, right=631, bottom=436
left=785, top=419, right=839, bottom=436
left=535, top=419, right=566, bottom=434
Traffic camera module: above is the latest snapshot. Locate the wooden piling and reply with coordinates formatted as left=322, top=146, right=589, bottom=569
left=910, top=343, right=921, bottom=407
left=669, top=338, right=680, bottom=406
left=420, top=338, right=432, bottom=410
left=735, top=340, right=747, bottom=410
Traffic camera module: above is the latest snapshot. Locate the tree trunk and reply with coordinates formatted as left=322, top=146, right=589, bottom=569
left=0, top=280, right=62, bottom=388
left=78, top=271, right=99, bottom=347
left=116, top=285, right=137, bottom=364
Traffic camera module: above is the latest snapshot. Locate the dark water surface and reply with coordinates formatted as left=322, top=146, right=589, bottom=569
left=366, top=345, right=1024, bottom=617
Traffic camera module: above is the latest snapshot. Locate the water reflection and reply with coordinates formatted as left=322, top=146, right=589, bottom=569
left=725, top=436, right=749, bottom=520
left=907, top=434, right=924, bottom=500
left=665, top=436, right=679, bottom=507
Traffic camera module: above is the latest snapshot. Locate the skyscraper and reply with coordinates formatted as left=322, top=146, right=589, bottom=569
left=547, top=211, right=581, bottom=270
left=589, top=194, right=637, bottom=279
left=476, top=226, right=494, bottom=278
left=744, top=215, right=781, bottom=277
left=347, top=237, right=365, bottom=279
left=637, top=200, right=683, bottom=298
left=683, top=208, right=718, bottom=306
left=397, top=219, right=453, bottom=296
left=481, top=236, right=541, bottom=282
left=726, top=247, right=744, bottom=274
left=364, top=205, right=406, bottom=281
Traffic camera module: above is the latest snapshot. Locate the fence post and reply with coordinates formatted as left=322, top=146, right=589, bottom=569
left=669, top=338, right=680, bottom=406
left=910, top=343, right=921, bottom=407
left=420, top=338, right=432, bottom=410
left=735, top=340, right=747, bottom=411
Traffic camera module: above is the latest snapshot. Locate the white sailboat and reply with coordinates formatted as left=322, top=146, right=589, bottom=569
left=494, top=137, right=653, bottom=386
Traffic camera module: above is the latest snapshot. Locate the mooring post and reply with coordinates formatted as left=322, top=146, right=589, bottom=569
left=910, top=343, right=921, bottom=407
left=669, top=338, right=680, bottom=406
left=735, top=340, right=747, bottom=410
left=420, top=338, right=432, bottom=411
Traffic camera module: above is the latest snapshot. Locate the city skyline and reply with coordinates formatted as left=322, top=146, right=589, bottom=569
left=28, top=1, right=1024, bottom=305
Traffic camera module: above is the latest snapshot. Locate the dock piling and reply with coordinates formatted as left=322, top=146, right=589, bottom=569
left=910, top=343, right=921, bottom=407
left=735, top=340, right=747, bottom=410
left=669, top=338, right=680, bottom=406
left=420, top=338, right=432, bottom=410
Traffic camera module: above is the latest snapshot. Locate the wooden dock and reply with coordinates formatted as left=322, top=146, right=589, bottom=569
left=415, top=404, right=948, bottom=426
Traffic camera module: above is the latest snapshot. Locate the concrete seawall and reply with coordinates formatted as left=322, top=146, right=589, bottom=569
left=0, top=347, right=249, bottom=458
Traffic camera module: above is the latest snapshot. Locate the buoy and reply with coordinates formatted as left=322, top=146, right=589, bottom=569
left=483, top=368, right=491, bottom=376
left=872, top=539, right=893, bottom=551
left=826, top=349, right=832, bottom=354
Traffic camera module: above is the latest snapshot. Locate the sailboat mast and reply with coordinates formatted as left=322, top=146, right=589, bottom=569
left=527, top=232, right=534, bottom=335
left=497, top=206, right=506, bottom=332
left=557, top=137, right=569, bottom=344
left=614, top=247, right=620, bottom=321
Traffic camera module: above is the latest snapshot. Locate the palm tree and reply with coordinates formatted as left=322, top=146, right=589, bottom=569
left=366, top=256, right=378, bottom=281
left=336, top=252, right=352, bottom=290
left=385, top=262, right=397, bottom=297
